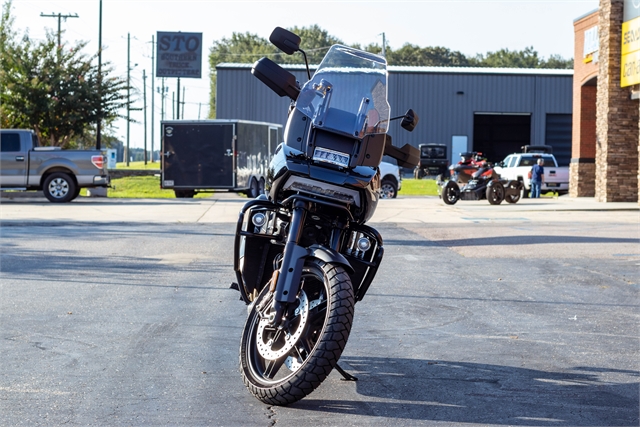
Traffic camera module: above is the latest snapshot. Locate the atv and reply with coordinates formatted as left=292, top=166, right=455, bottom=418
left=438, top=152, right=523, bottom=205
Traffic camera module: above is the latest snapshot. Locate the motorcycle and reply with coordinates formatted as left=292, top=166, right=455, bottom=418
left=438, top=152, right=523, bottom=205
left=231, top=27, right=419, bottom=405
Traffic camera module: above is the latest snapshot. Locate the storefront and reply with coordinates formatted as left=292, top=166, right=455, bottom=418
left=572, top=0, right=639, bottom=202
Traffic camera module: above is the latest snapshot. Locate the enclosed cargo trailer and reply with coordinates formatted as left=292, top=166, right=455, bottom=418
left=161, top=120, right=282, bottom=198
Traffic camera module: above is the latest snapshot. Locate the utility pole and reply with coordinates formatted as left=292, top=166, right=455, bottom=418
left=158, top=78, right=167, bottom=121
left=126, top=33, right=132, bottom=166
left=40, top=12, right=79, bottom=49
left=176, top=78, right=181, bottom=120
left=181, top=87, right=186, bottom=119
left=96, top=0, right=102, bottom=150
left=150, top=35, right=155, bottom=162
left=143, top=69, right=148, bottom=165
left=379, top=32, right=386, bottom=57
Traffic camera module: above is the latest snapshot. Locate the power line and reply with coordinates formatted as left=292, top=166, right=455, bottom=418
left=39, top=12, right=79, bottom=48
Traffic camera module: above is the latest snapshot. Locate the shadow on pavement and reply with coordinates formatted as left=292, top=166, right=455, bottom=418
left=385, top=235, right=639, bottom=247
left=293, top=357, right=639, bottom=426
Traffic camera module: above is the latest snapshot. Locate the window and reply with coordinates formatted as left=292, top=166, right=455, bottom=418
left=508, top=156, right=518, bottom=168
left=518, top=156, right=536, bottom=167
left=1, top=133, right=21, bottom=152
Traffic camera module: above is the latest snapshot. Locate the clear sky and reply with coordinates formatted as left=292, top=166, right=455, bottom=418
left=8, top=0, right=599, bottom=150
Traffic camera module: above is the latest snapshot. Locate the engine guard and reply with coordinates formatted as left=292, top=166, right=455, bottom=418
left=233, top=199, right=383, bottom=305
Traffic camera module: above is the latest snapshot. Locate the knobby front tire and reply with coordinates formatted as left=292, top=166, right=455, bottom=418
left=239, top=260, right=354, bottom=406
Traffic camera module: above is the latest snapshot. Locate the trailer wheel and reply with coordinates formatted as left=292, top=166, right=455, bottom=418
left=246, top=178, right=260, bottom=199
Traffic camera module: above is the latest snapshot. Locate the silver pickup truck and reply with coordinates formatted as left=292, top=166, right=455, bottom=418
left=0, top=129, right=110, bottom=202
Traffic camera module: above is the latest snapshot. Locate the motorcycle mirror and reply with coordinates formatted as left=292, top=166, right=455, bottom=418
left=252, top=58, right=300, bottom=100
left=383, top=135, right=420, bottom=168
left=269, top=27, right=301, bottom=55
left=400, top=109, right=419, bottom=132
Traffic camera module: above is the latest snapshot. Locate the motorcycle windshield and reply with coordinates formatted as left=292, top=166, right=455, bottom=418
left=295, top=45, right=390, bottom=138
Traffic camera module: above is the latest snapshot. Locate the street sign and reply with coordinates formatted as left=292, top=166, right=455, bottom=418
left=156, top=31, right=202, bottom=78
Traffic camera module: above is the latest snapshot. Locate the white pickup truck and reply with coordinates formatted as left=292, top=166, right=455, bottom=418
left=494, top=146, right=569, bottom=197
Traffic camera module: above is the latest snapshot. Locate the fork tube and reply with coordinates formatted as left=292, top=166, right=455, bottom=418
left=273, top=199, right=309, bottom=309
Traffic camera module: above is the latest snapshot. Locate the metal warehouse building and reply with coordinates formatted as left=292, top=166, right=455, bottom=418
left=216, top=63, right=573, bottom=166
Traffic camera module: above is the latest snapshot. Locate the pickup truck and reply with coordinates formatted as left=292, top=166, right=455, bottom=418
left=379, top=161, right=402, bottom=198
left=494, top=146, right=569, bottom=197
left=0, top=129, right=110, bottom=202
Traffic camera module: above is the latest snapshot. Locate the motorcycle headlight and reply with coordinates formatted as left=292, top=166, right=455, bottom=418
left=252, top=212, right=267, bottom=227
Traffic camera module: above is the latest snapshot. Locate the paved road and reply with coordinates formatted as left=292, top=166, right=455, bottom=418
left=0, top=195, right=638, bottom=426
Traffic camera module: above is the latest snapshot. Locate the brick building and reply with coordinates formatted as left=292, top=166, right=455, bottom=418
left=572, top=0, right=639, bottom=202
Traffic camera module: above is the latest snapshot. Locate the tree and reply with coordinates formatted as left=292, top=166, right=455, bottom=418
left=283, top=25, right=343, bottom=64
left=540, top=54, right=573, bottom=69
left=0, top=1, right=129, bottom=148
left=387, top=44, right=470, bottom=67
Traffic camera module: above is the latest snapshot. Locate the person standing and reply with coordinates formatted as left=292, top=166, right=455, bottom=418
left=530, top=158, right=545, bottom=198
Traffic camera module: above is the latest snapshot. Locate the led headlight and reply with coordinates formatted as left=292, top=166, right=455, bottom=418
left=357, top=237, right=372, bottom=252
left=252, top=212, right=267, bottom=227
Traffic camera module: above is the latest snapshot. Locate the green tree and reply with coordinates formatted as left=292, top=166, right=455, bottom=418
left=470, top=46, right=540, bottom=68
left=283, top=25, right=343, bottom=64
left=387, top=44, right=470, bottom=67
left=0, top=1, right=128, bottom=148
left=540, top=54, right=573, bottom=69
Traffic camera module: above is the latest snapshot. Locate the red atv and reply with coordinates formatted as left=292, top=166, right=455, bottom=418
left=437, top=152, right=523, bottom=205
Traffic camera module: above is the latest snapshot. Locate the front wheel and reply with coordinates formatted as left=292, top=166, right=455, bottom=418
left=441, top=180, right=460, bottom=205
left=240, top=260, right=355, bottom=406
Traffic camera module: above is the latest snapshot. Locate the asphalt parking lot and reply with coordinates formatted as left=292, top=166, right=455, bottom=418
left=0, top=194, right=638, bottom=426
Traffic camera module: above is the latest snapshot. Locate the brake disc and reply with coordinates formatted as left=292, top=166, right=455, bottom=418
left=256, top=290, right=309, bottom=360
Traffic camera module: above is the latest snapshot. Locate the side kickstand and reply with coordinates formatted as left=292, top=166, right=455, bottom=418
left=335, top=364, right=358, bottom=381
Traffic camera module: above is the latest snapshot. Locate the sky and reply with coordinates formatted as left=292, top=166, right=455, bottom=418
left=8, top=0, right=599, bottom=151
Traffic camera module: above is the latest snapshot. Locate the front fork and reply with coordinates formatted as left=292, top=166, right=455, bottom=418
left=270, top=199, right=309, bottom=325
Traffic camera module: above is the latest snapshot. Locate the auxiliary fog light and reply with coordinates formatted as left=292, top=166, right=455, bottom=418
left=252, top=212, right=267, bottom=227
left=357, top=237, right=372, bottom=252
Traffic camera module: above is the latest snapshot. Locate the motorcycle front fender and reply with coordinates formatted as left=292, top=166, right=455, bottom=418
left=308, top=245, right=354, bottom=274
left=275, top=244, right=354, bottom=304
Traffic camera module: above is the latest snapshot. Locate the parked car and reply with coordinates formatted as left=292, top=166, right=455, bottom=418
left=493, top=145, right=569, bottom=197
left=0, top=129, right=110, bottom=202
left=379, top=161, right=401, bottom=198
left=413, top=143, right=449, bottom=178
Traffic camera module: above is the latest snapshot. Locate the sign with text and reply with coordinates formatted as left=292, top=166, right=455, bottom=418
left=621, top=49, right=640, bottom=87
left=156, top=31, right=202, bottom=78
left=621, top=16, right=640, bottom=86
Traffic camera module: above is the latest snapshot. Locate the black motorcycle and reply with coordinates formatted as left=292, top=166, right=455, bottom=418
left=231, top=27, right=419, bottom=405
